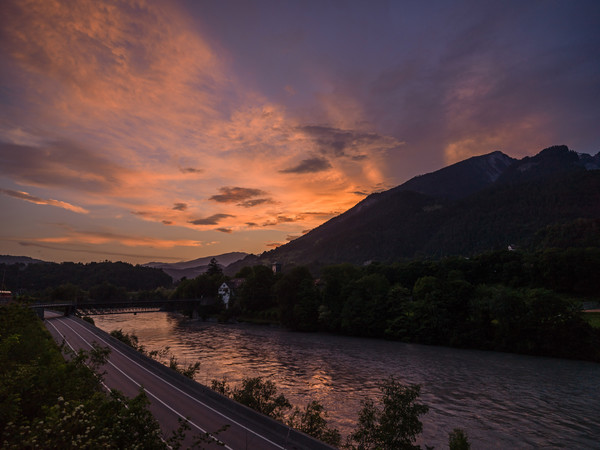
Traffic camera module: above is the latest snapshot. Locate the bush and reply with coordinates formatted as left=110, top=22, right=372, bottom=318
left=346, top=378, right=429, bottom=450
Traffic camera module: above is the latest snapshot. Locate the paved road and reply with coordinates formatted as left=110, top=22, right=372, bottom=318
left=45, top=314, right=334, bottom=450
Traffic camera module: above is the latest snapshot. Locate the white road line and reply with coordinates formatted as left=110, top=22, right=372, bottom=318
left=46, top=319, right=112, bottom=392
left=54, top=318, right=233, bottom=450
left=47, top=320, right=173, bottom=449
left=62, top=316, right=287, bottom=450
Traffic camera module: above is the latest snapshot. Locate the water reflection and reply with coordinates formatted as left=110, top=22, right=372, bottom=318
left=93, top=312, right=600, bottom=448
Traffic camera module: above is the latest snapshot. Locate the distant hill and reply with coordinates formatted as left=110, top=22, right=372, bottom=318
left=144, top=252, right=248, bottom=281
left=249, top=145, right=600, bottom=269
left=0, top=255, right=46, bottom=265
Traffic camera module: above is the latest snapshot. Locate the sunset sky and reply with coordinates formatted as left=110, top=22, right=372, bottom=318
left=1, top=0, right=599, bottom=264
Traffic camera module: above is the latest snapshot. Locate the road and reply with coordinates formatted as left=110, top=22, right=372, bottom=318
left=45, top=314, right=334, bottom=450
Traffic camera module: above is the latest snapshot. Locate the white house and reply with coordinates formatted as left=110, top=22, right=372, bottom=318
left=218, top=282, right=231, bottom=308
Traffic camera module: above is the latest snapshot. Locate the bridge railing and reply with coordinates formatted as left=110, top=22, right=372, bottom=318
left=34, top=298, right=219, bottom=317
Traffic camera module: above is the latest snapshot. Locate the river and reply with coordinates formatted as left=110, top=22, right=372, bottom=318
left=93, top=312, right=600, bottom=448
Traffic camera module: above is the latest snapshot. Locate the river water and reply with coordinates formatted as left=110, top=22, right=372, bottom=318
left=93, top=312, right=600, bottom=449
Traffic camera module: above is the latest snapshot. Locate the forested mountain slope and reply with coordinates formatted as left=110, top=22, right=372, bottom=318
left=254, top=146, right=600, bottom=268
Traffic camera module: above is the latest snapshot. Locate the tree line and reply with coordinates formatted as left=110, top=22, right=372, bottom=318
left=1, top=260, right=172, bottom=303
left=4, top=248, right=599, bottom=361
left=198, top=249, right=600, bottom=362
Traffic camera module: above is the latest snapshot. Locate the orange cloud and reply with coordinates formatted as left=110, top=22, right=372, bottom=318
left=34, top=225, right=204, bottom=249
left=0, top=0, right=407, bottom=255
left=0, top=188, right=89, bottom=214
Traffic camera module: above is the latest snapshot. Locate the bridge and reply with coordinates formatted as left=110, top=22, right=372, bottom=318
left=31, top=298, right=218, bottom=319
left=44, top=313, right=334, bottom=449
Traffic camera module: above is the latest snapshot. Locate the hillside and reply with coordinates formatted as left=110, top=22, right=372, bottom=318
left=0, top=255, right=46, bottom=265
left=253, top=146, right=600, bottom=268
left=144, top=252, right=247, bottom=281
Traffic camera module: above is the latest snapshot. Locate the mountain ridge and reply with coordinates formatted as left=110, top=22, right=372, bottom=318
left=245, top=145, right=600, bottom=270
left=143, top=252, right=248, bottom=281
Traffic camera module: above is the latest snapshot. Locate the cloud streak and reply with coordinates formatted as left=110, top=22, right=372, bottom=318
left=0, top=188, right=89, bottom=214
left=28, top=225, right=204, bottom=249
left=280, top=157, right=332, bottom=174
left=189, top=214, right=235, bottom=226
left=0, top=141, right=133, bottom=194
left=210, top=187, right=267, bottom=202
left=18, top=241, right=183, bottom=261
left=173, top=203, right=188, bottom=211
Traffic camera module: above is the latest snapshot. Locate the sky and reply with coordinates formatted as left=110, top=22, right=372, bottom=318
left=1, top=0, right=599, bottom=264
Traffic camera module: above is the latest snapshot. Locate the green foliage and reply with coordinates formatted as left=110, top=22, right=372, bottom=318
left=170, top=269, right=227, bottom=321
left=346, top=378, right=429, bottom=450
left=206, top=258, right=223, bottom=277
left=89, top=281, right=128, bottom=302
left=532, top=248, right=600, bottom=296
left=231, top=377, right=292, bottom=420
left=0, top=303, right=169, bottom=449
left=532, top=218, right=600, bottom=249
left=2, top=391, right=167, bottom=450
left=287, top=401, right=341, bottom=447
left=583, top=312, right=600, bottom=329
left=110, top=328, right=146, bottom=353
left=81, top=316, right=95, bottom=325
left=210, top=379, right=232, bottom=397
left=166, top=418, right=230, bottom=449
left=0, top=260, right=172, bottom=297
left=48, top=282, right=85, bottom=303
left=448, top=428, right=471, bottom=450
left=274, top=266, right=319, bottom=331
left=110, top=329, right=200, bottom=379
left=169, top=355, right=201, bottom=380
left=235, top=265, right=276, bottom=311
left=211, top=378, right=341, bottom=446
left=228, top=250, right=600, bottom=361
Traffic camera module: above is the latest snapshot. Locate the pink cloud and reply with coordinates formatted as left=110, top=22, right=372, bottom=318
left=33, top=224, right=204, bottom=249
left=0, top=0, right=411, bottom=258
left=0, top=188, right=89, bottom=214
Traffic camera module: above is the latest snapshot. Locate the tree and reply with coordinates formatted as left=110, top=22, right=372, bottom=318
left=0, top=303, right=170, bottom=449
left=206, top=258, right=223, bottom=277
left=231, top=377, right=291, bottom=420
left=339, top=273, right=390, bottom=337
left=320, top=263, right=363, bottom=332
left=274, top=266, right=319, bottom=331
left=347, top=378, right=429, bottom=450
left=236, top=265, right=276, bottom=311
left=449, top=428, right=471, bottom=450
left=287, top=401, right=341, bottom=447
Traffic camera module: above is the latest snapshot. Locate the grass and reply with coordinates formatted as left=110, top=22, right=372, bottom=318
left=582, top=311, right=600, bottom=329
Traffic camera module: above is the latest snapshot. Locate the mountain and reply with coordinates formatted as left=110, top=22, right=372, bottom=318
left=393, top=150, right=515, bottom=200
left=0, top=255, right=46, bottom=265
left=252, top=145, right=600, bottom=268
left=496, top=145, right=598, bottom=184
left=144, top=252, right=247, bottom=281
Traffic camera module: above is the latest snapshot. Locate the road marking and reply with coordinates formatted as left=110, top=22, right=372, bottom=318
left=53, top=318, right=234, bottom=450
left=46, top=319, right=112, bottom=393
left=59, top=317, right=287, bottom=450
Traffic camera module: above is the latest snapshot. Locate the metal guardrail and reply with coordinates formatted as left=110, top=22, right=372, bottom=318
left=32, top=298, right=217, bottom=317
left=72, top=316, right=336, bottom=450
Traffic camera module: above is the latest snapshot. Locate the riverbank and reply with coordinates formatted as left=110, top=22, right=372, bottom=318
left=93, top=311, right=600, bottom=448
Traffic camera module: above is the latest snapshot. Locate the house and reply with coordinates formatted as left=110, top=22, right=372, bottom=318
left=217, top=279, right=244, bottom=309
left=218, top=283, right=231, bottom=308
left=272, top=262, right=282, bottom=274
